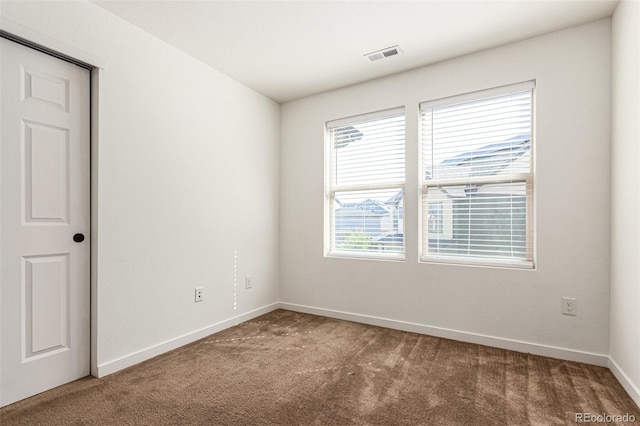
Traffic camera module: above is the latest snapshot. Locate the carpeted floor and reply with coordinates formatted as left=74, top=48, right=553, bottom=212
left=1, top=309, right=638, bottom=425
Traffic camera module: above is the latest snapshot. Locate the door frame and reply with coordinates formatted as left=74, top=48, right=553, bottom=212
left=0, top=18, right=105, bottom=378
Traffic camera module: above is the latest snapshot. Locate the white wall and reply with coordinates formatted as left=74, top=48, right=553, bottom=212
left=281, top=20, right=611, bottom=361
left=0, top=1, right=280, bottom=374
left=610, top=0, right=640, bottom=406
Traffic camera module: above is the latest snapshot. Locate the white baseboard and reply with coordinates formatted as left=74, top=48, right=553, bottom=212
left=278, top=302, right=609, bottom=367
left=96, top=303, right=279, bottom=377
left=609, top=357, right=640, bottom=409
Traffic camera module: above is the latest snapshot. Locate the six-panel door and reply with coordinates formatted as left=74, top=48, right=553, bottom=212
left=0, top=37, right=90, bottom=407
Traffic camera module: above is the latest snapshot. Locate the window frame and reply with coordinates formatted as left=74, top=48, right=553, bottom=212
left=418, top=81, right=535, bottom=269
left=325, top=107, right=406, bottom=261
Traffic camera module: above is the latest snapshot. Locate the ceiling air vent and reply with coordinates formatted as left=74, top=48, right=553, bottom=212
left=365, top=45, right=402, bottom=62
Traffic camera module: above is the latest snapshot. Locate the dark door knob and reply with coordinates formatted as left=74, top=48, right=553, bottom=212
left=73, top=233, right=85, bottom=243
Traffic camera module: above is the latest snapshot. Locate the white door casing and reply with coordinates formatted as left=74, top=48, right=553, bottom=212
left=0, top=37, right=90, bottom=407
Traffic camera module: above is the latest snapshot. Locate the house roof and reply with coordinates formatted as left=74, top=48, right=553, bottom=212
left=385, top=189, right=404, bottom=207
left=337, top=198, right=389, bottom=216
left=438, top=134, right=530, bottom=178
left=333, top=125, right=364, bottom=149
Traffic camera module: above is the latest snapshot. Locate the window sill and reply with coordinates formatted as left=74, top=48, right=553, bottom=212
left=420, top=255, right=534, bottom=270
left=326, top=252, right=406, bottom=262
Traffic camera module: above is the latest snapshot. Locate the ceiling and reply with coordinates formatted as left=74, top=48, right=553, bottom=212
left=91, top=0, right=618, bottom=103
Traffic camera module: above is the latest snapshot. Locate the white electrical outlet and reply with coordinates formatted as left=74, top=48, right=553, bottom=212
left=195, top=287, right=204, bottom=302
left=245, top=276, right=253, bottom=289
left=561, top=297, right=577, bottom=316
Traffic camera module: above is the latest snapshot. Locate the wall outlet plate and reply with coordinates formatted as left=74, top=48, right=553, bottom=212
left=245, top=276, right=253, bottom=289
left=561, top=297, right=576, bottom=316
left=195, top=287, right=204, bottom=302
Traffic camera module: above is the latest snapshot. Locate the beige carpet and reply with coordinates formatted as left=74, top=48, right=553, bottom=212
left=1, top=309, right=638, bottom=425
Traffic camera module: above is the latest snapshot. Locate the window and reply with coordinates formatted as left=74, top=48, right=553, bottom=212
left=326, top=108, right=405, bottom=259
left=420, top=81, right=534, bottom=268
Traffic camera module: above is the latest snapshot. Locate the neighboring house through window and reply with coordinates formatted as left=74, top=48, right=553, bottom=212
left=326, top=108, right=405, bottom=259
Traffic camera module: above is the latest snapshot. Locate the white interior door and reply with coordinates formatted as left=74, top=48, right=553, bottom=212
left=0, top=37, right=90, bottom=407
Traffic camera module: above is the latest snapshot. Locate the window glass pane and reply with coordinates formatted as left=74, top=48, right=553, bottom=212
left=332, top=114, right=405, bottom=187
left=332, top=188, right=404, bottom=255
left=424, top=182, right=527, bottom=260
left=422, top=91, right=532, bottom=181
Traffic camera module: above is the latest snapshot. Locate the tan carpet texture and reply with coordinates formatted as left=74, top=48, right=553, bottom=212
left=1, top=309, right=638, bottom=425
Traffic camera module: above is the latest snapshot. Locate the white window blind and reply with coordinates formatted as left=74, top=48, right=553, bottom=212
left=420, top=81, right=534, bottom=268
left=327, top=108, right=405, bottom=259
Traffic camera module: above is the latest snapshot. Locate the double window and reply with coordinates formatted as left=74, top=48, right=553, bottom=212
left=326, top=81, right=535, bottom=268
